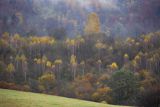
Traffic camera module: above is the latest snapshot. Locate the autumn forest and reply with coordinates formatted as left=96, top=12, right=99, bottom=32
left=0, top=0, right=160, bottom=107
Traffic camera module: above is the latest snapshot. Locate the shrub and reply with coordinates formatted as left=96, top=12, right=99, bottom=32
left=28, top=79, right=40, bottom=92
left=92, top=87, right=112, bottom=103
left=39, top=73, right=56, bottom=93
left=0, top=81, right=30, bottom=91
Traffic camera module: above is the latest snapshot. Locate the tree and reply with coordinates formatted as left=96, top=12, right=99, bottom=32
left=72, top=74, right=95, bottom=100
left=46, top=61, right=52, bottom=68
left=39, top=73, right=56, bottom=92
left=13, top=33, right=21, bottom=49
left=132, top=53, right=143, bottom=72
left=95, top=40, right=106, bottom=58
left=124, top=53, right=129, bottom=63
left=34, top=58, right=43, bottom=77
left=2, top=32, right=9, bottom=40
left=110, top=62, right=118, bottom=72
left=123, top=53, right=130, bottom=69
left=70, top=55, right=77, bottom=80
left=109, top=69, right=139, bottom=105
left=84, top=12, right=101, bottom=34
left=95, top=41, right=106, bottom=49
left=6, top=63, right=15, bottom=81
left=15, top=54, right=27, bottom=83
left=65, top=38, right=77, bottom=55
left=54, top=59, right=63, bottom=80
left=80, top=61, right=85, bottom=76
left=20, top=54, right=28, bottom=82
left=137, top=69, right=156, bottom=89
left=45, top=60, right=53, bottom=73
left=41, top=55, right=48, bottom=73
left=97, top=60, right=102, bottom=73
left=6, top=63, right=15, bottom=73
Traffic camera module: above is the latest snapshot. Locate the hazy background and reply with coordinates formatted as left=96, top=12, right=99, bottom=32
left=0, top=0, right=160, bottom=37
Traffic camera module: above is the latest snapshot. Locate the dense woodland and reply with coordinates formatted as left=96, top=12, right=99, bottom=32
left=0, top=13, right=160, bottom=106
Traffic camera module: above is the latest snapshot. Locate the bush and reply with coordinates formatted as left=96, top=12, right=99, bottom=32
left=39, top=73, right=56, bottom=93
left=0, top=81, right=30, bottom=91
left=108, top=69, right=139, bottom=105
left=28, top=79, right=40, bottom=92
left=92, top=87, right=112, bottom=103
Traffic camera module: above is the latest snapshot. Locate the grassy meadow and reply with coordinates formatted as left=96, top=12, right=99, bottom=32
left=0, top=89, right=129, bottom=107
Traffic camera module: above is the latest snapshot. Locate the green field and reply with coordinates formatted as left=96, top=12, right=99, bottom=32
left=0, top=89, right=128, bottom=107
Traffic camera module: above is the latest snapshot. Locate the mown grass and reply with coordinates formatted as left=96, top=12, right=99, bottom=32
left=0, top=89, right=128, bottom=107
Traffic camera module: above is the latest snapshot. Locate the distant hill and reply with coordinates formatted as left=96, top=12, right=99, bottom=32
left=0, top=0, right=160, bottom=37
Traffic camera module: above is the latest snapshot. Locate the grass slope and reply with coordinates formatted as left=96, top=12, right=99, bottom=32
left=0, top=89, right=126, bottom=107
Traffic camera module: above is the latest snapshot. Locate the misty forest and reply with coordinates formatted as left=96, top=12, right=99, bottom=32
left=0, top=0, right=160, bottom=107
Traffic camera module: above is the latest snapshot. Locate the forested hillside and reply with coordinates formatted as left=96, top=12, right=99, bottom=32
left=0, top=0, right=160, bottom=106
left=0, top=13, right=160, bottom=106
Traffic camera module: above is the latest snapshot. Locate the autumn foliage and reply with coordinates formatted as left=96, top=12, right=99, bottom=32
left=0, top=21, right=160, bottom=105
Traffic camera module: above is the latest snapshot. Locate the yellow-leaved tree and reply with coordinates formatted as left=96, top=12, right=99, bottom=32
left=84, top=12, right=101, bottom=34
left=6, top=63, right=15, bottom=80
left=20, top=54, right=28, bottom=82
left=70, top=55, right=77, bottom=80
left=110, top=62, right=118, bottom=72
